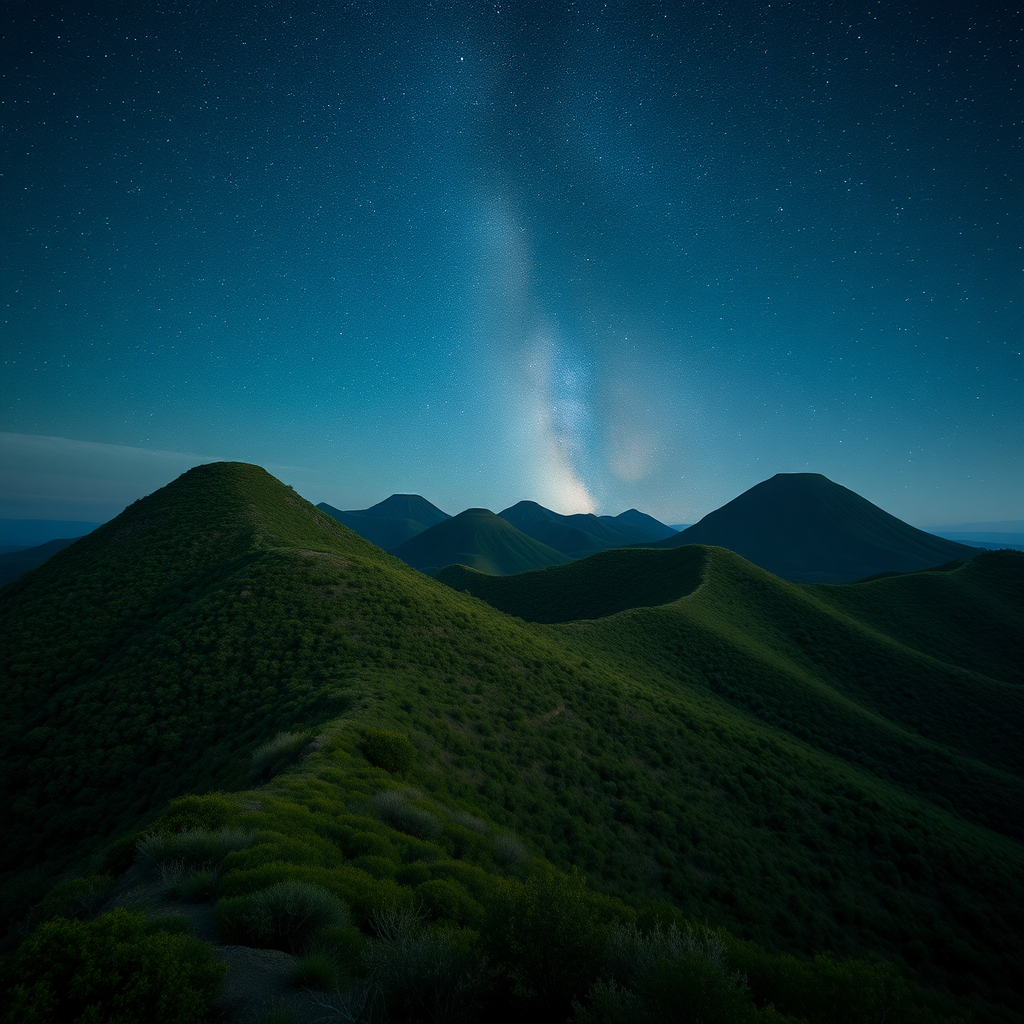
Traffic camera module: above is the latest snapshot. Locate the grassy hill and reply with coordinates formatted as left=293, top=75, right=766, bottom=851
left=390, top=507, right=570, bottom=575
left=654, top=473, right=978, bottom=583
left=1, top=463, right=1021, bottom=1023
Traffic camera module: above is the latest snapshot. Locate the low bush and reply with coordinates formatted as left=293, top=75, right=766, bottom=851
left=250, top=732, right=310, bottom=782
left=374, top=791, right=441, bottom=841
left=0, top=908, right=224, bottom=1024
left=291, top=951, right=338, bottom=990
left=27, top=875, right=116, bottom=927
left=217, top=880, right=350, bottom=953
left=136, top=828, right=254, bottom=875
left=361, top=729, right=417, bottom=774
left=363, top=906, right=490, bottom=1024
left=484, top=867, right=607, bottom=1015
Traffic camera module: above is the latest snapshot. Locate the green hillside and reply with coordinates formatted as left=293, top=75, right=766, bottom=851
left=437, top=545, right=708, bottom=622
left=1, top=464, right=1021, bottom=1023
left=389, top=507, right=570, bottom=574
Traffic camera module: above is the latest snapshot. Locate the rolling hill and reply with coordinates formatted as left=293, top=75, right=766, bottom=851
left=1, top=463, right=1021, bottom=1023
left=316, top=492, right=450, bottom=549
left=389, top=507, right=571, bottom=575
left=650, top=473, right=978, bottom=582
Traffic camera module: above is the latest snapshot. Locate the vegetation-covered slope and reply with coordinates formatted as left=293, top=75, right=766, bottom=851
left=653, top=473, right=977, bottom=582
left=389, top=507, right=570, bottom=575
left=1, top=464, right=1021, bottom=1023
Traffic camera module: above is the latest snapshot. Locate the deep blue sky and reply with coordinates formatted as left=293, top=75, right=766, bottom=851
left=2, top=1, right=1021, bottom=526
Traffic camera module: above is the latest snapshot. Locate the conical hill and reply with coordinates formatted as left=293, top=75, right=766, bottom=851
left=317, top=492, right=449, bottom=549
left=653, top=472, right=976, bottom=582
left=389, top=507, right=570, bottom=574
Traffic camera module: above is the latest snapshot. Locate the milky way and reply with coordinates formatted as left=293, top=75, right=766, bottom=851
left=2, top=2, right=1020, bottom=524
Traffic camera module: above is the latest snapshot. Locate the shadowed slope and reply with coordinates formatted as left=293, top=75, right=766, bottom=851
left=438, top=545, right=708, bottom=622
left=651, top=473, right=977, bottom=583
left=498, top=500, right=643, bottom=556
left=0, top=538, right=81, bottom=587
left=317, top=493, right=450, bottom=549
left=389, top=507, right=570, bottom=575
left=600, top=507, right=679, bottom=541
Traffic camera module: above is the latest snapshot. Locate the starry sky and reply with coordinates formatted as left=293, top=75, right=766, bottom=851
left=2, top=1, right=1021, bottom=527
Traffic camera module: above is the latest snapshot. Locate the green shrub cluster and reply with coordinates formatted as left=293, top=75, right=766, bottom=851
left=0, top=908, right=224, bottom=1024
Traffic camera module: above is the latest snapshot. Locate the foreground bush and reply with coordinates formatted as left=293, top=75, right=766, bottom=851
left=217, top=880, right=350, bottom=953
left=363, top=906, right=489, bottom=1024
left=572, top=922, right=764, bottom=1024
left=0, top=908, right=225, bottom=1024
left=485, top=867, right=607, bottom=1015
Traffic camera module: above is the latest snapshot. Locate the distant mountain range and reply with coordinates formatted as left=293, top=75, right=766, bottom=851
left=0, top=519, right=103, bottom=547
left=389, top=507, right=569, bottom=575
left=0, top=538, right=81, bottom=587
left=649, top=473, right=978, bottom=584
left=5, top=474, right=994, bottom=587
left=315, top=493, right=449, bottom=549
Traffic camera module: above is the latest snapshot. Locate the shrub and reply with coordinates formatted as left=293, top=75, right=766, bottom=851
left=415, top=879, right=481, bottom=927
left=158, top=793, right=236, bottom=833
left=28, top=875, right=116, bottom=927
left=250, top=732, right=310, bottom=782
left=575, top=921, right=760, bottom=1024
left=363, top=906, right=490, bottom=1024
left=291, top=951, right=338, bottom=990
left=361, top=729, right=417, bottom=774
left=374, top=791, right=441, bottom=841
left=0, top=908, right=224, bottom=1024
left=217, top=881, right=350, bottom=953
left=494, top=833, right=527, bottom=869
left=484, top=867, right=606, bottom=1014
left=136, top=828, right=254, bottom=875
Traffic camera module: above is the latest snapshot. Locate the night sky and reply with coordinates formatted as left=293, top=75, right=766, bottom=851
left=2, top=1, right=1021, bottom=526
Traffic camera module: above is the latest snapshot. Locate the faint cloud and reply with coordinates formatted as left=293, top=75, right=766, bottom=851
left=0, top=433, right=312, bottom=520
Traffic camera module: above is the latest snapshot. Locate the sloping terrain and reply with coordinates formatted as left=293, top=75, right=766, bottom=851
left=437, top=545, right=708, bottom=622
left=599, top=507, right=678, bottom=541
left=498, top=501, right=644, bottom=557
left=317, top=492, right=450, bottom=549
left=390, top=507, right=570, bottom=574
left=652, top=473, right=977, bottom=582
left=1, top=464, right=1021, bottom=1023
left=0, top=538, right=81, bottom=587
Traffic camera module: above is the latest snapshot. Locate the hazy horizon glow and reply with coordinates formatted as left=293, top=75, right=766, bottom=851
left=2, top=3, right=1021, bottom=525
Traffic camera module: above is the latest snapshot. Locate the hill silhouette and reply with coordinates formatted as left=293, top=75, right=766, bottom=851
left=599, top=507, right=678, bottom=541
left=1, top=463, right=1021, bottom=1022
left=316, top=492, right=449, bottom=549
left=0, top=538, right=81, bottom=587
left=390, top=507, right=569, bottom=574
left=650, top=473, right=977, bottom=582
left=498, top=500, right=644, bottom=556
